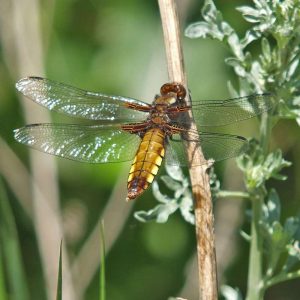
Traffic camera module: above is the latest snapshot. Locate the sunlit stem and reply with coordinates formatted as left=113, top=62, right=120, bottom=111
left=216, top=190, right=250, bottom=199
left=246, top=111, right=271, bottom=300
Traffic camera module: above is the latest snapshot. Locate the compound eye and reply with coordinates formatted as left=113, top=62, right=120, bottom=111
left=174, top=84, right=186, bottom=100
left=160, top=82, right=186, bottom=100
left=160, top=83, right=173, bottom=95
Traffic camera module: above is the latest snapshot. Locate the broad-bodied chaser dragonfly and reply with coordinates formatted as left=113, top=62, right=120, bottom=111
left=14, top=77, right=272, bottom=200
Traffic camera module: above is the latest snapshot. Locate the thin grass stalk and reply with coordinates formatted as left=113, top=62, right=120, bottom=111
left=99, top=221, right=106, bottom=300
left=0, top=178, right=30, bottom=300
left=56, top=241, right=63, bottom=300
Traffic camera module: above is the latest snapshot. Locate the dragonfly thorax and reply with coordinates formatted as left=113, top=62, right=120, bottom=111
left=149, top=111, right=170, bottom=126
left=153, top=95, right=177, bottom=106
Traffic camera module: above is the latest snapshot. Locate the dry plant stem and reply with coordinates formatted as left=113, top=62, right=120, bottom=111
left=0, top=137, right=33, bottom=218
left=158, top=0, right=218, bottom=299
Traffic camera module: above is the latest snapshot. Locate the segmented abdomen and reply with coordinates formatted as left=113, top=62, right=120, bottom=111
left=127, top=128, right=165, bottom=200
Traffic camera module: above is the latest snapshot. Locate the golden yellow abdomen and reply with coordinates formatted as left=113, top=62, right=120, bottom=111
left=127, top=128, right=165, bottom=200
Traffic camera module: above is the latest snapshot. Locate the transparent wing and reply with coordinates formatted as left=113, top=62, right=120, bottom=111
left=16, top=77, right=150, bottom=122
left=14, top=124, right=141, bottom=163
left=165, top=130, right=248, bottom=166
left=177, top=94, right=274, bottom=127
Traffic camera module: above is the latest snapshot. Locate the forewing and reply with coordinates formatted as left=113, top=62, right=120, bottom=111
left=166, top=130, right=248, bottom=167
left=14, top=124, right=141, bottom=163
left=16, top=77, right=149, bottom=122
left=190, top=94, right=273, bottom=127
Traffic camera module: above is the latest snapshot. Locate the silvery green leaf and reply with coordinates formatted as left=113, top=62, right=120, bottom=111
left=219, top=19, right=234, bottom=36
left=174, top=188, right=185, bottom=199
left=293, top=96, right=300, bottom=106
left=221, top=285, right=243, bottom=300
left=284, top=217, right=300, bottom=239
left=202, top=0, right=218, bottom=23
left=161, top=176, right=182, bottom=192
left=225, top=57, right=243, bottom=68
left=179, top=196, right=195, bottom=225
left=283, top=241, right=300, bottom=272
left=244, top=52, right=253, bottom=70
left=134, top=202, right=178, bottom=223
left=227, top=33, right=244, bottom=60
left=155, top=202, right=179, bottom=223
left=267, top=150, right=291, bottom=180
left=261, top=37, right=271, bottom=62
left=225, top=57, right=247, bottom=77
left=152, top=180, right=172, bottom=204
left=252, top=0, right=262, bottom=9
left=287, top=59, right=299, bottom=79
left=225, top=57, right=246, bottom=77
left=165, top=163, right=184, bottom=182
left=250, top=61, right=264, bottom=91
left=134, top=209, right=158, bottom=222
left=278, top=99, right=300, bottom=119
left=238, top=141, right=291, bottom=189
left=236, top=6, right=262, bottom=20
left=238, top=77, right=253, bottom=95
left=185, top=22, right=224, bottom=40
left=227, top=80, right=239, bottom=98
left=241, top=29, right=262, bottom=47
left=288, top=241, right=300, bottom=259
left=264, top=189, right=281, bottom=223
left=209, top=168, right=221, bottom=197
left=240, top=230, right=251, bottom=242
left=241, top=14, right=262, bottom=24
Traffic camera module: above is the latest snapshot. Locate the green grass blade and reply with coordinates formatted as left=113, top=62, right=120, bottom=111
left=56, top=240, right=63, bottom=300
left=0, top=247, right=7, bottom=300
left=99, top=221, right=106, bottom=300
left=0, top=178, right=30, bottom=300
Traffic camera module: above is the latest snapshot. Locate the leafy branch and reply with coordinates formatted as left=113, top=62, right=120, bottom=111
left=184, top=1, right=300, bottom=299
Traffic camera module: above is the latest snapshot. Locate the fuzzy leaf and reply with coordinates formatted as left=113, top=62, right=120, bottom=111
left=263, top=189, right=281, bottom=224
left=179, top=196, right=195, bottom=225
left=261, top=37, right=271, bottom=63
left=227, top=33, right=244, bottom=60
left=185, top=22, right=222, bottom=40
left=284, top=217, right=300, bottom=239
left=221, top=285, right=243, bottom=300
left=160, top=176, right=182, bottom=192
left=237, top=6, right=262, bottom=17
left=227, top=80, right=239, bottom=98
left=284, top=241, right=300, bottom=272
left=202, top=0, right=218, bottom=23
left=287, top=59, right=299, bottom=80
left=165, top=164, right=184, bottom=182
left=241, top=29, right=262, bottom=47
left=152, top=181, right=172, bottom=204
left=237, top=141, right=291, bottom=189
left=134, top=201, right=178, bottom=223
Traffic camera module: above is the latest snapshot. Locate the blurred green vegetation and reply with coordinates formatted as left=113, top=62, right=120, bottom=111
left=0, top=0, right=299, bottom=299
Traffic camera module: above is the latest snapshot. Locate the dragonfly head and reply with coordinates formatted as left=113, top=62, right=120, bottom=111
left=160, top=82, right=186, bottom=101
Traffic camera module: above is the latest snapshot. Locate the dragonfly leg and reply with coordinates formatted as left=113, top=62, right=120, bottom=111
left=167, top=106, right=191, bottom=113
left=165, top=124, right=186, bottom=135
left=124, top=103, right=152, bottom=112
left=121, top=122, right=150, bottom=135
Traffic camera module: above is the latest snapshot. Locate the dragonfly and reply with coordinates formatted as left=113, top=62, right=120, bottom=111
left=14, top=77, right=273, bottom=200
